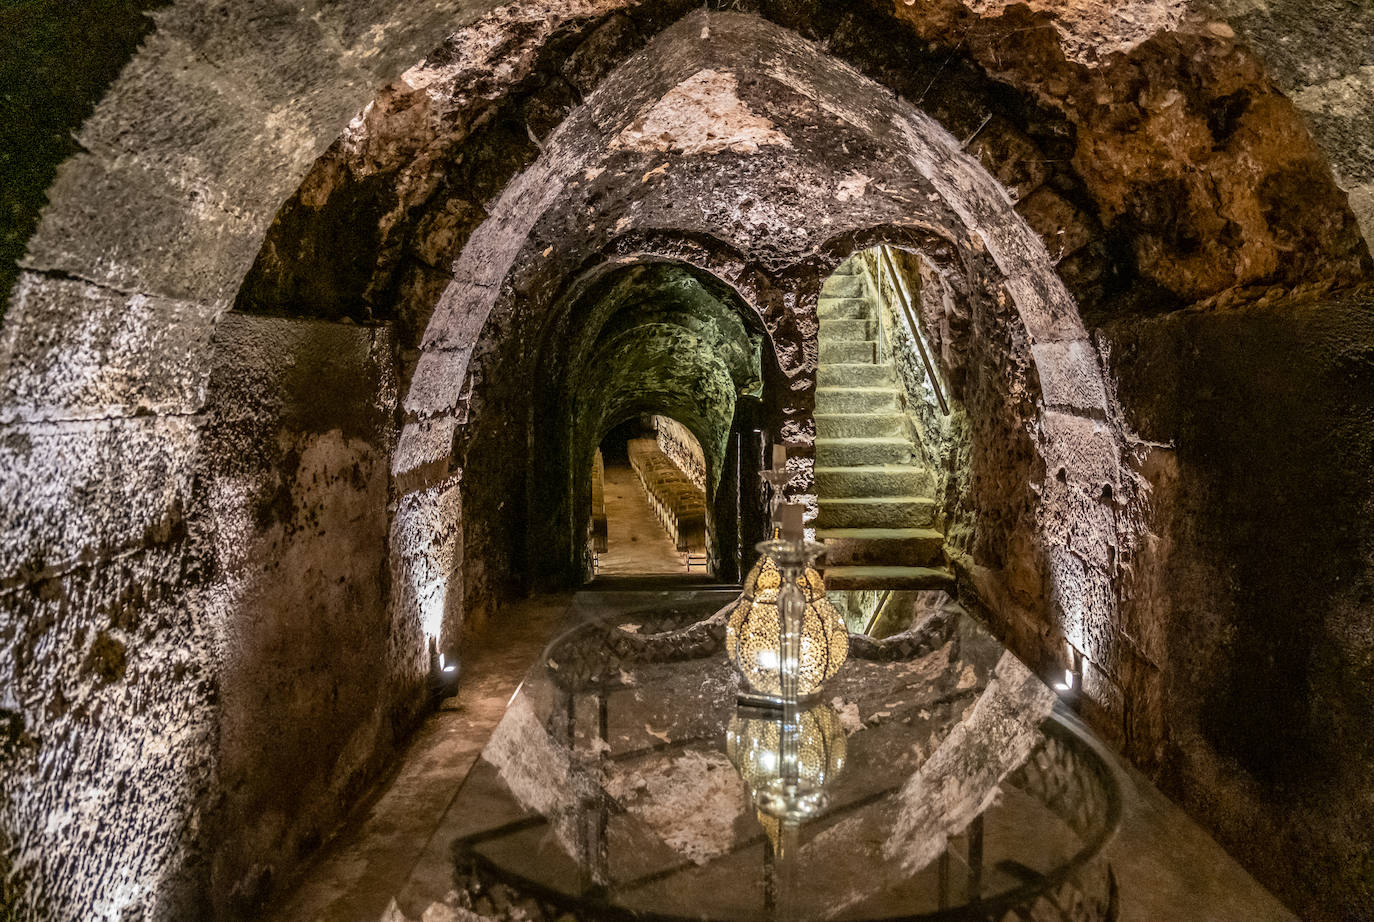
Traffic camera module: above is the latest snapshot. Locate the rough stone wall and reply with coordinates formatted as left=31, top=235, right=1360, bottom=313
left=0, top=0, right=171, bottom=323
left=0, top=474, right=216, bottom=922
left=2, top=1, right=1373, bottom=920
left=0, top=2, right=504, bottom=917
left=234, top=0, right=661, bottom=347
left=653, top=416, right=707, bottom=493
left=1208, top=0, right=1374, bottom=246
left=391, top=14, right=1124, bottom=780
left=197, top=314, right=419, bottom=919
left=885, top=0, right=1370, bottom=317
left=1101, top=287, right=1374, bottom=921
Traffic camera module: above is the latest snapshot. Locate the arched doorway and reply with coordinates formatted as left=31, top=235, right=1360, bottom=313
left=524, top=259, right=778, bottom=587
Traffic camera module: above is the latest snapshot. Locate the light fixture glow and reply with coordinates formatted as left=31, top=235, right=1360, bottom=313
left=725, top=553, right=848, bottom=700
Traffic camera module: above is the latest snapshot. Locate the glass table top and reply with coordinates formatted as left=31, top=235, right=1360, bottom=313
left=442, top=599, right=1121, bottom=922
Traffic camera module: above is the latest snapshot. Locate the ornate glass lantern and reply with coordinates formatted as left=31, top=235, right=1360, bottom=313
left=726, top=539, right=848, bottom=703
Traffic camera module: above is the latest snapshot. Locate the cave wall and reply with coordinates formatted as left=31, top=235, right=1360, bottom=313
left=883, top=0, right=1370, bottom=320
left=1212, top=0, right=1374, bottom=245
left=1101, top=287, right=1374, bottom=920
left=198, top=313, right=421, bottom=919
left=1, top=0, right=1372, bottom=920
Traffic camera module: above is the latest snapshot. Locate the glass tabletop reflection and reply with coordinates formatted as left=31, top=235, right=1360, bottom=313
left=444, top=600, right=1120, bottom=922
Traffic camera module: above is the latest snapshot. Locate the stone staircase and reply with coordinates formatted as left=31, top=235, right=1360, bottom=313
left=814, top=260, right=953, bottom=592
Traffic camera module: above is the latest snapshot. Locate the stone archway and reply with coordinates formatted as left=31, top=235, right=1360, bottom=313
left=397, top=10, right=1127, bottom=704
left=527, top=258, right=770, bottom=587
left=3, top=1, right=1372, bottom=919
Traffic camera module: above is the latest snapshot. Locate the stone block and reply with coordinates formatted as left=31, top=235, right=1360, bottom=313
left=393, top=417, right=457, bottom=483
left=0, top=544, right=214, bottom=922
left=0, top=272, right=216, bottom=422
left=312, top=0, right=474, bottom=77
left=999, top=270, right=1084, bottom=344
left=1225, top=2, right=1374, bottom=88
left=24, top=153, right=259, bottom=303
left=1119, top=641, right=1166, bottom=770
left=403, top=345, right=473, bottom=417
left=76, top=34, right=326, bottom=223
left=0, top=416, right=198, bottom=581
left=1030, top=338, right=1109, bottom=413
left=207, top=313, right=397, bottom=443
left=150, top=0, right=378, bottom=107
left=1045, top=546, right=1115, bottom=667
left=1080, top=658, right=1125, bottom=748
left=1290, top=70, right=1374, bottom=186
left=392, top=476, right=465, bottom=653
left=1039, top=476, right=1116, bottom=573
left=1347, top=182, right=1374, bottom=253
left=1039, top=409, right=1121, bottom=490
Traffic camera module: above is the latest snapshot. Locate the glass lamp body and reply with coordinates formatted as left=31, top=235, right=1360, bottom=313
left=726, top=553, right=849, bottom=700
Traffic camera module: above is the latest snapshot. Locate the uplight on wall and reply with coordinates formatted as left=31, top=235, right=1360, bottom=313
left=1054, top=642, right=1083, bottom=697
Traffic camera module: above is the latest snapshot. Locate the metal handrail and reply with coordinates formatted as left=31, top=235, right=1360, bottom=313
left=864, top=588, right=894, bottom=636
left=879, top=245, right=949, bottom=415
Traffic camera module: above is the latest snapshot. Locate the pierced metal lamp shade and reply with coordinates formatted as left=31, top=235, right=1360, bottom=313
left=726, top=554, right=849, bottom=699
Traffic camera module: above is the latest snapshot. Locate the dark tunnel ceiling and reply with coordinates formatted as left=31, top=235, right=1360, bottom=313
left=556, top=262, right=764, bottom=492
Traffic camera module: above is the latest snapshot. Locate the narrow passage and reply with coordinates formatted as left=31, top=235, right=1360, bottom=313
left=263, top=596, right=573, bottom=922
left=596, top=462, right=687, bottom=576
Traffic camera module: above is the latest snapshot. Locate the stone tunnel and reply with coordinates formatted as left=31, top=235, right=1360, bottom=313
left=2, top=1, right=1374, bottom=921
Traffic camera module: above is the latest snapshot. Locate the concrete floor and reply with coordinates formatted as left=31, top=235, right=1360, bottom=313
left=266, top=589, right=1295, bottom=922
left=596, top=463, right=686, bottom=576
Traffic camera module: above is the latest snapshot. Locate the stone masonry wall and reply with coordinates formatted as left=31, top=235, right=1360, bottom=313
left=1101, top=287, right=1374, bottom=920
left=0, top=2, right=500, bottom=919
left=197, top=313, right=421, bottom=919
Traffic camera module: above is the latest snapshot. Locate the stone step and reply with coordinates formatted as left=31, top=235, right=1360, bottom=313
left=823, top=274, right=865, bottom=298
left=814, top=464, right=927, bottom=497
left=815, top=413, right=905, bottom=439
left=820, top=340, right=877, bottom=364
left=817, top=527, right=944, bottom=567
left=822, top=565, right=955, bottom=592
left=818, top=297, right=872, bottom=320
left=815, top=437, right=914, bottom=467
left=816, top=496, right=937, bottom=529
left=818, top=363, right=891, bottom=388
left=815, top=387, right=899, bottom=413
left=821, top=318, right=877, bottom=341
